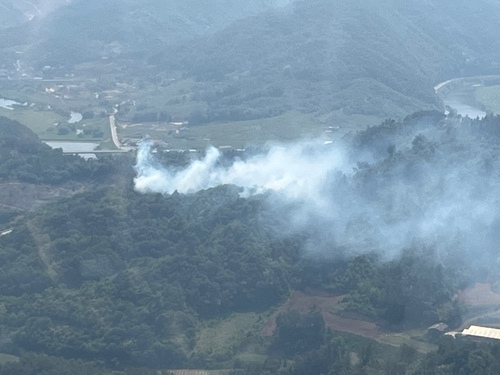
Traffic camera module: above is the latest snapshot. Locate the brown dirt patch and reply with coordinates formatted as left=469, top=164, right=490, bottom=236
left=457, top=283, right=500, bottom=330
left=262, top=290, right=382, bottom=339
left=459, top=283, right=500, bottom=307
left=322, top=311, right=381, bottom=339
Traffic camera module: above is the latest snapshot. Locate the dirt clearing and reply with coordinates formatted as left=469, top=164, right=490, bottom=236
left=459, top=283, right=500, bottom=307
left=262, top=290, right=382, bottom=339
left=457, top=283, right=500, bottom=329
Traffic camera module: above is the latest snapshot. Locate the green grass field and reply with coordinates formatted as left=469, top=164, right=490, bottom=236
left=1, top=87, right=66, bottom=109
left=476, top=85, right=500, bottom=114
left=186, top=111, right=320, bottom=147
left=119, top=111, right=321, bottom=149
left=126, top=78, right=206, bottom=120
left=377, top=330, right=437, bottom=354
left=0, top=105, right=110, bottom=143
left=0, top=106, right=65, bottom=135
left=194, top=313, right=266, bottom=357
left=0, top=79, right=112, bottom=145
left=1, top=75, right=381, bottom=151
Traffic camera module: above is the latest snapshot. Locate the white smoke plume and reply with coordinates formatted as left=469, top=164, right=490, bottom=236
left=134, top=141, right=348, bottom=207
left=132, top=119, right=500, bottom=274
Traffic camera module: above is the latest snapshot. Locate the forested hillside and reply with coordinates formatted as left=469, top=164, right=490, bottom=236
left=0, top=178, right=461, bottom=370
left=15, top=0, right=293, bottom=67
left=3, top=0, right=500, bottom=372
left=0, top=116, right=116, bottom=184
left=154, top=0, right=500, bottom=122
left=156, top=0, right=446, bottom=121
left=1, top=112, right=500, bottom=373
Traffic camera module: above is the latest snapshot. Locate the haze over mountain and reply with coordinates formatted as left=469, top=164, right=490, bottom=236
left=154, top=0, right=500, bottom=120
left=0, top=0, right=73, bottom=29
left=4, top=1, right=500, bottom=373
left=4, top=0, right=293, bottom=65
left=3, top=0, right=500, bottom=123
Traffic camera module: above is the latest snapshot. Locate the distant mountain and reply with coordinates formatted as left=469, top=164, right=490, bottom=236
left=16, top=0, right=293, bottom=67
left=153, top=0, right=500, bottom=120
left=0, top=3, right=25, bottom=29
left=0, top=0, right=73, bottom=29
left=3, top=0, right=500, bottom=122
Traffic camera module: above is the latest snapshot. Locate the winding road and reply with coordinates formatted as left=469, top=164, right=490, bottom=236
left=434, top=79, right=456, bottom=93
left=109, top=111, right=121, bottom=149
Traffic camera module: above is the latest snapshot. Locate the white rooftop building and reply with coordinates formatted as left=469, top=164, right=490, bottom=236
left=446, top=325, right=500, bottom=341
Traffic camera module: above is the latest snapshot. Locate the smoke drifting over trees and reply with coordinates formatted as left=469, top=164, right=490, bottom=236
left=4, top=0, right=500, bottom=372
left=2, top=111, right=500, bottom=371
left=134, top=112, right=500, bottom=277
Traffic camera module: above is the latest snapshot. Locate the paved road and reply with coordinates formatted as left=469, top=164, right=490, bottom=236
left=109, top=111, right=133, bottom=151
left=62, top=150, right=127, bottom=154
left=109, top=113, right=121, bottom=149
left=434, top=79, right=455, bottom=92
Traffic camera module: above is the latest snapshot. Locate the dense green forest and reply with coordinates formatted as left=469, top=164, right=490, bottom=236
left=2, top=0, right=500, bottom=373
left=1, top=112, right=500, bottom=373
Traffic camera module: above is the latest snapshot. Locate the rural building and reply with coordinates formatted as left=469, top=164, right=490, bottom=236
left=446, top=325, right=500, bottom=343
left=427, top=322, right=448, bottom=338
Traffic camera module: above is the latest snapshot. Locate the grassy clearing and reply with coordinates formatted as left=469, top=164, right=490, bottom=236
left=194, top=312, right=268, bottom=361
left=0, top=105, right=110, bottom=144
left=119, top=111, right=321, bottom=150
left=0, top=353, right=18, bottom=364
left=0, top=80, right=112, bottom=146
left=0, top=106, right=65, bottom=133
left=1, top=81, right=96, bottom=111
left=186, top=111, right=320, bottom=147
left=1, top=87, right=64, bottom=108
left=128, top=78, right=206, bottom=119
left=476, top=85, right=500, bottom=114
left=232, top=353, right=268, bottom=367
left=377, top=330, right=437, bottom=354
left=321, top=110, right=380, bottom=135
left=334, top=328, right=434, bottom=359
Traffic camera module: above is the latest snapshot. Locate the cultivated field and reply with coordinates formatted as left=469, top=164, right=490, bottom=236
left=262, top=290, right=382, bottom=339
left=262, top=290, right=438, bottom=353
left=118, top=110, right=321, bottom=150
left=195, top=312, right=264, bottom=356
left=458, top=283, right=500, bottom=329
left=476, top=85, right=500, bottom=114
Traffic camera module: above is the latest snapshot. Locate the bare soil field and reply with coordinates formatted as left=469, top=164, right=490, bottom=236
left=262, top=290, right=382, bottom=339
left=458, top=283, right=500, bottom=307
left=457, top=283, right=500, bottom=329
left=322, top=311, right=381, bottom=339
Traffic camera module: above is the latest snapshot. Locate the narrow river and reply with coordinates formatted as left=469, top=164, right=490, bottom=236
left=443, top=99, right=486, bottom=118
left=434, top=77, right=488, bottom=119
